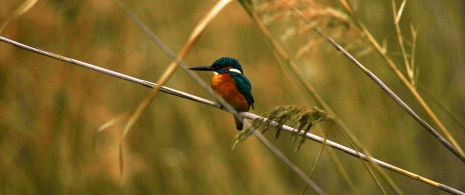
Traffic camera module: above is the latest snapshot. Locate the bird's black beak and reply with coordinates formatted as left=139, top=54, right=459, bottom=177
left=188, top=66, right=215, bottom=71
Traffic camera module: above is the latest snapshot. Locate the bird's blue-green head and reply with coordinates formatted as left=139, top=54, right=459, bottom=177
left=189, top=57, right=243, bottom=74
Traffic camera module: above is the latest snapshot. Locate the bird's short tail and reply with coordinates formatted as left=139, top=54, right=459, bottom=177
left=234, top=116, right=243, bottom=131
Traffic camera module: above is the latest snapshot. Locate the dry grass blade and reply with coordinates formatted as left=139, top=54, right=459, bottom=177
left=395, top=0, right=407, bottom=24
left=325, top=139, right=365, bottom=195
left=92, top=112, right=132, bottom=151
left=0, top=0, right=38, bottom=34
left=392, top=0, right=414, bottom=86
left=339, top=0, right=353, bottom=14
left=270, top=48, right=311, bottom=106
left=187, top=0, right=234, bottom=46
left=302, top=127, right=328, bottom=195
left=112, top=0, right=233, bottom=189
left=303, top=127, right=362, bottom=195
left=97, top=112, right=132, bottom=134
left=409, top=24, right=418, bottom=85
left=419, top=84, right=465, bottom=130
left=251, top=130, right=326, bottom=194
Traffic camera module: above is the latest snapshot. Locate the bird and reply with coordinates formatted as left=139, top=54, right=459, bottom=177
left=189, top=57, right=254, bottom=130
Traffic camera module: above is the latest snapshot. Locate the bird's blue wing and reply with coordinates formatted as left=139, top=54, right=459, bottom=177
left=232, top=73, right=255, bottom=109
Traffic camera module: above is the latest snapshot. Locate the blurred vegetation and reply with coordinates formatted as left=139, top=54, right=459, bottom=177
left=1, top=0, right=465, bottom=194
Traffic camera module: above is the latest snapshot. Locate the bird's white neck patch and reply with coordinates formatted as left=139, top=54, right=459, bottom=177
left=213, top=72, right=219, bottom=75
left=229, top=68, right=242, bottom=74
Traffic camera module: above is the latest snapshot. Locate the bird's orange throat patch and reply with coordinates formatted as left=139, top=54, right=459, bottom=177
left=211, top=73, right=250, bottom=111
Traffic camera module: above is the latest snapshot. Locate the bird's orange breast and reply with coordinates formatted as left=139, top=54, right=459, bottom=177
left=211, top=73, right=250, bottom=111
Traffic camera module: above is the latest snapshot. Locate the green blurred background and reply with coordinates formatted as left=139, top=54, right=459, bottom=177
left=1, top=0, right=464, bottom=194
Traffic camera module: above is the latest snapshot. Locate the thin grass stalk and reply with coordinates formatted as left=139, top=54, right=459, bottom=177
left=251, top=130, right=326, bottom=194
left=0, top=0, right=38, bottom=34
left=302, top=127, right=362, bottom=195
left=418, top=84, right=465, bottom=130
left=339, top=0, right=353, bottom=14
left=326, top=139, right=366, bottom=195
left=392, top=0, right=414, bottom=85
left=334, top=121, right=393, bottom=195
left=271, top=49, right=312, bottom=105
left=92, top=112, right=132, bottom=151
left=409, top=24, right=418, bottom=85
left=301, top=127, right=327, bottom=195
left=317, top=128, right=367, bottom=195
left=1, top=35, right=462, bottom=194
left=236, top=1, right=401, bottom=193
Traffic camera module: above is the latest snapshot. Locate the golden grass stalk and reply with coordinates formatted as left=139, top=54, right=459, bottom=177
left=409, top=24, right=419, bottom=85
left=392, top=0, right=415, bottom=86
left=419, top=84, right=465, bottom=130
left=324, top=136, right=364, bottom=195
left=251, top=128, right=326, bottom=194
left=92, top=111, right=132, bottom=151
left=301, top=126, right=338, bottom=194
left=301, top=126, right=328, bottom=195
left=0, top=0, right=38, bottom=34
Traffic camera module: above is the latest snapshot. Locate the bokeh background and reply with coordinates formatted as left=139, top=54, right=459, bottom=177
left=1, top=0, right=465, bottom=194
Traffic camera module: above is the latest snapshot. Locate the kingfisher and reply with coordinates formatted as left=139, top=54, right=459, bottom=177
left=189, top=57, right=254, bottom=130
